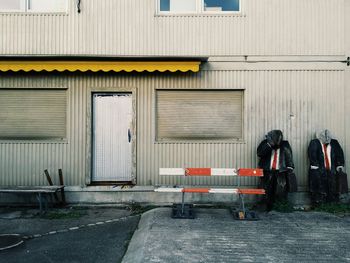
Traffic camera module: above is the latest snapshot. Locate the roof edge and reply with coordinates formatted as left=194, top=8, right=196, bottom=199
left=0, top=55, right=208, bottom=62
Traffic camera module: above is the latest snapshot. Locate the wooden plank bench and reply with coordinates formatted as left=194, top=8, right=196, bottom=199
left=155, top=168, right=265, bottom=220
left=0, top=186, right=64, bottom=213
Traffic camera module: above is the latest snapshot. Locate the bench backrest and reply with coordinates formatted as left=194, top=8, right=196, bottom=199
left=159, top=168, right=263, bottom=177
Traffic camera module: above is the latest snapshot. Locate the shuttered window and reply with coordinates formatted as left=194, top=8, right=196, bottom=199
left=0, top=89, right=67, bottom=139
left=156, top=90, right=243, bottom=141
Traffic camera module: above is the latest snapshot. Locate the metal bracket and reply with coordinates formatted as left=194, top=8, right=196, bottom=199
left=347, top=57, right=350, bottom=66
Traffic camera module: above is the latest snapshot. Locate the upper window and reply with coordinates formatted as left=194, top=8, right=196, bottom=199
left=0, top=0, right=67, bottom=13
left=159, top=0, right=240, bottom=13
left=203, top=0, right=239, bottom=12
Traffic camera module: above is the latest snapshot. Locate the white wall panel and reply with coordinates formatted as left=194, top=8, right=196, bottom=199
left=345, top=1, right=350, bottom=179
left=346, top=68, right=350, bottom=182
left=0, top=0, right=345, bottom=56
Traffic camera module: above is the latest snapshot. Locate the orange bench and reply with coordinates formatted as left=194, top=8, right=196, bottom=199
left=155, top=168, right=265, bottom=220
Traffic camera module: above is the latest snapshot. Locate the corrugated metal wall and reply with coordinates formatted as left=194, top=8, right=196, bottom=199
left=0, top=69, right=347, bottom=190
left=0, top=74, right=85, bottom=186
left=0, top=0, right=344, bottom=56
left=345, top=1, right=350, bottom=184
left=346, top=68, right=350, bottom=183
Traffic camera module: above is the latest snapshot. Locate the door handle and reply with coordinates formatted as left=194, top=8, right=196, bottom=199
left=128, top=129, right=131, bottom=143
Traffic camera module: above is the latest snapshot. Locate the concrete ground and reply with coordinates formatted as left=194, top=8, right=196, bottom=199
left=0, top=207, right=140, bottom=263
left=123, top=207, right=350, bottom=263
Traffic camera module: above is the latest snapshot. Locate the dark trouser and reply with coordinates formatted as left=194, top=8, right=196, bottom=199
left=311, top=170, right=339, bottom=205
left=262, top=170, right=288, bottom=211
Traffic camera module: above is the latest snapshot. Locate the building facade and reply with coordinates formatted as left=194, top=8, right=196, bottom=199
left=0, top=0, right=349, bottom=204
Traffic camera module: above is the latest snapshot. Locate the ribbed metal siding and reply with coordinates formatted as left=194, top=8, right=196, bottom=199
left=0, top=69, right=346, bottom=190
left=0, top=74, right=86, bottom=186
left=148, top=70, right=346, bottom=189
left=346, top=68, right=350, bottom=190
left=0, top=0, right=344, bottom=56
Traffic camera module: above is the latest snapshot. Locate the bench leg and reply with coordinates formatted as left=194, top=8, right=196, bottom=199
left=37, top=193, right=43, bottom=214
left=171, top=192, right=195, bottom=219
left=181, top=192, right=185, bottom=214
left=232, top=194, right=260, bottom=221
left=44, top=194, right=48, bottom=211
left=36, top=193, right=49, bottom=214
left=239, top=193, right=246, bottom=215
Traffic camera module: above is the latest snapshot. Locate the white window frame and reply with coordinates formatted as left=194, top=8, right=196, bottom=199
left=0, top=0, right=26, bottom=12
left=0, top=0, right=68, bottom=14
left=158, top=0, right=200, bottom=14
left=157, top=0, right=241, bottom=15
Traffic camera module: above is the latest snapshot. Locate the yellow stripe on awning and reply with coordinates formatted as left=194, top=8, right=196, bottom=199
left=0, top=61, right=201, bottom=73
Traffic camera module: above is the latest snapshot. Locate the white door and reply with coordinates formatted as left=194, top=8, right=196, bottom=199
left=92, top=93, right=133, bottom=182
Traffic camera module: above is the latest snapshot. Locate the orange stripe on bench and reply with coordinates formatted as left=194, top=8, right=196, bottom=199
left=182, top=188, right=210, bottom=193
left=238, top=189, right=265, bottom=195
left=185, top=168, right=211, bottom=176
left=238, top=168, right=263, bottom=177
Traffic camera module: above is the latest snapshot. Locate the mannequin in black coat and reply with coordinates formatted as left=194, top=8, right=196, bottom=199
left=308, top=129, right=346, bottom=204
left=257, top=130, right=295, bottom=211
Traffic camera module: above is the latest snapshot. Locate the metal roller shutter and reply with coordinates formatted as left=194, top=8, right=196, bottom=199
left=0, top=89, right=67, bottom=139
left=156, top=90, right=243, bottom=141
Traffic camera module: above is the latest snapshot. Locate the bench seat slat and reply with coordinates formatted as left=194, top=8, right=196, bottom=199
left=0, top=186, right=64, bottom=193
left=159, top=168, right=185, bottom=176
left=155, top=187, right=265, bottom=195
left=159, top=168, right=263, bottom=177
left=154, top=188, right=184, bottom=193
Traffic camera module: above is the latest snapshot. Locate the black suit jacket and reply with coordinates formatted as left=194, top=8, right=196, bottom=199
left=308, top=139, right=344, bottom=173
left=257, top=140, right=294, bottom=172
left=308, top=139, right=345, bottom=194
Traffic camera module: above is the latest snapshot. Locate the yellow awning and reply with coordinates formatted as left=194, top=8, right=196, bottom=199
left=0, top=61, right=201, bottom=73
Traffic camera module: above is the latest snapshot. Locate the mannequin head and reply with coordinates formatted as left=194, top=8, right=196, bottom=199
left=266, top=130, right=283, bottom=147
left=317, top=129, right=332, bottom=144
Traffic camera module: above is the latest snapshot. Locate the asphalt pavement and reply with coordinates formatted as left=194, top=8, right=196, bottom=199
left=0, top=207, right=140, bottom=263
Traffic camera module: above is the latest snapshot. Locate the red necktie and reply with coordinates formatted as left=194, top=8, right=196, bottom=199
left=272, top=150, right=278, bottom=170
left=323, top=144, right=330, bottom=170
